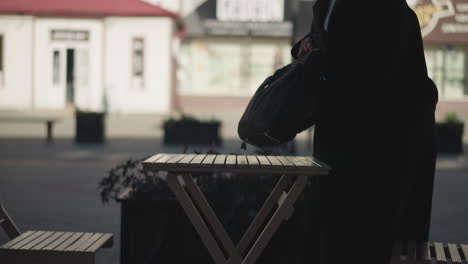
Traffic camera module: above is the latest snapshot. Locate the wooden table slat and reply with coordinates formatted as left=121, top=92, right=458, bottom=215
left=64, top=233, right=94, bottom=251
left=178, top=154, right=197, bottom=166
left=189, top=154, right=207, bottom=166
left=166, top=154, right=186, bottom=165
left=434, top=242, right=447, bottom=262
left=237, top=155, right=249, bottom=168
left=154, top=153, right=177, bottom=164
left=213, top=155, right=227, bottom=167
left=85, top=233, right=113, bottom=252
left=0, top=231, right=34, bottom=249
left=54, top=232, right=84, bottom=251
left=74, top=233, right=104, bottom=252
left=20, top=231, right=55, bottom=250
left=275, top=156, right=296, bottom=169
left=460, top=244, right=468, bottom=261
left=31, top=232, right=64, bottom=250
left=145, top=153, right=165, bottom=163
left=10, top=231, right=45, bottom=249
left=225, top=155, right=237, bottom=168
left=448, top=243, right=462, bottom=263
left=246, top=156, right=260, bottom=168
left=202, top=155, right=217, bottom=165
left=286, top=156, right=309, bottom=167
left=257, top=156, right=271, bottom=167
left=266, top=156, right=283, bottom=168
left=143, top=154, right=330, bottom=175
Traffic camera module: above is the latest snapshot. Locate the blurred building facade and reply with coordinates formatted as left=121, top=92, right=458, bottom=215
left=410, top=0, right=468, bottom=120
left=0, top=0, right=181, bottom=114
left=175, top=0, right=298, bottom=111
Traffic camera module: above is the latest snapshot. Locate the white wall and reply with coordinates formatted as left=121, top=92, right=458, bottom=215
left=0, top=16, right=33, bottom=110
left=104, top=17, right=175, bottom=114
left=34, top=18, right=104, bottom=111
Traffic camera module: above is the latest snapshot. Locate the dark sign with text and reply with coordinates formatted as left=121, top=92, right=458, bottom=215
left=410, top=0, right=468, bottom=44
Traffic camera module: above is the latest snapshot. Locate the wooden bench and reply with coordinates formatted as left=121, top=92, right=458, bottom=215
left=0, top=117, right=60, bottom=143
left=0, top=202, right=113, bottom=264
left=391, top=240, right=468, bottom=263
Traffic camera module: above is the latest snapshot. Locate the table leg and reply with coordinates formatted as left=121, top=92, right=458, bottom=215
left=166, top=174, right=226, bottom=264
left=236, top=174, right=291, bottom=256
left=181, top=174, right=243, bottom=264
left=242, top=175, right=308, bottom=264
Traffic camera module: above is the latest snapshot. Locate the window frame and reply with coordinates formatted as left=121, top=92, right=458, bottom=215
left=131, top=37, right=145, bottom=89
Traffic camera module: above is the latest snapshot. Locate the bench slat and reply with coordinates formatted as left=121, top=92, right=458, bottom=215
left=461, top=244, right=468, bottom=261
left=32, top=232, right=64, bottom=250
left=20, top=231, right=55, bottom=250
left=64, top=233, right=94, bottom=251
left=434, top=242, right=447, bottom=262
left=0, top=231, right=34, bottom=249
left=53, top=232, right=84, bottom=251
left=9, top=231, right=45, bottom=249
left=74, top=233, right=104, bottom=252
left=42, top=232, right=75, bottom=250
left=448, top=243, right=462, bottom=263
left=85, top=233, right=113, bottom=252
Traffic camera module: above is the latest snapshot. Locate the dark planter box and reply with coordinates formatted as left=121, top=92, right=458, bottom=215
left=435, top=122, right=464, bottom=154
left=118, top=187, right=312, bottom=264
left=75, top=111, right=105, bottom=143
left=163, top=119, right=221, bottom=146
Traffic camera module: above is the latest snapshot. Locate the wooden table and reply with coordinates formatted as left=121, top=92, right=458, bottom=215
left=143, top=153, right=330, bottom=264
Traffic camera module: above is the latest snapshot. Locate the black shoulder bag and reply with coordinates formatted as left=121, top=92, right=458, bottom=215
left=238, top=41, right=324, bottom=148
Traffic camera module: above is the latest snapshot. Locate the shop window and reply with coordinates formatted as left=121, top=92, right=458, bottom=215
left=132, top=38, right=145, bottom=89
left=178, top=40, right=290, bottom=96
left=426, top=47, right=468, bottom=99
left=0, top=35, right=4, bottom=87
left=53, top=50, right=60, bottom=85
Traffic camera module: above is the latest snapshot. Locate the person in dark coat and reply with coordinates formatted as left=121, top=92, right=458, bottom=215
left=294, top=0, right=439, bottom=263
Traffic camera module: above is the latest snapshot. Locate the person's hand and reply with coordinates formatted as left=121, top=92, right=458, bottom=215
left=298, top=38, right=313, bottom=57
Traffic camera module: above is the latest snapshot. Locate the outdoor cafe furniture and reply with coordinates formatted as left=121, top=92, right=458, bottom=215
left=0, top=202, right=113, bottom=264
left=391, top=240, right=468, bottom=263
left=142, top=153, right=330, bottom=264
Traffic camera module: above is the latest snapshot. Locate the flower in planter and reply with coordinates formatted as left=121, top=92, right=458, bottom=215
left=436, top=112, right=465, bottom=154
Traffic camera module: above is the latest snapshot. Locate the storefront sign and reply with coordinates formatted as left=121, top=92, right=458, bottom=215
left=216, top=0, right=284, bottom=22
left=203, top=20, right=292, bottom=37
left=51, top=30, right=89, bottom=42
left=410, top=0, right=468, bottom=44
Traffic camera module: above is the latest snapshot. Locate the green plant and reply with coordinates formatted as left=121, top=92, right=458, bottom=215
left=444, top=112, right=463, bottom=123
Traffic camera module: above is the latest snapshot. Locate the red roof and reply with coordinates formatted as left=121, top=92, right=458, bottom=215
left=0, top=0, right=178, bottom=18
